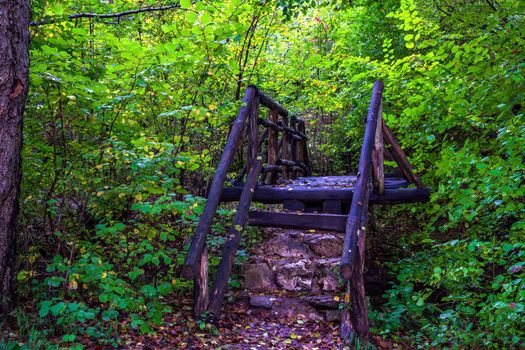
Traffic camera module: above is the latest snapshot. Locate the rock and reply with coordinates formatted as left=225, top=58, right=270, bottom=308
left=273, top=298, right=323, bottom=321
left=275, top=260, right=314, bottom=291
left=325, top=310, right=341, bottom=322
left=305, top=234, right=343, bottom=257
left=263, top=234, right=310, bottom=258
left=319, top=270, right=340, bottom=291
left=250, top=295, right=281, bottom=309
left=304, top=295, right=342, bottom=309
left=243, top=263, right=276, bottom=292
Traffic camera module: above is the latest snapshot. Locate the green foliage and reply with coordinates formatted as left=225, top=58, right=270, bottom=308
left=8, top=0, right=524, bottom=347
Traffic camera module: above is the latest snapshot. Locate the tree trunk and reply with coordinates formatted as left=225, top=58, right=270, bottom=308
left=0, top=0, right=31, bottom=315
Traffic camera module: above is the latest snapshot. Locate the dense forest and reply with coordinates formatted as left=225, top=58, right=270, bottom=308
left=0, top=0, right=523, bottom=349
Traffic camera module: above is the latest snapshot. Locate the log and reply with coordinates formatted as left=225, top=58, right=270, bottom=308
left=280, top=115, right=290, bottom=180
left=220, top=186, right=429, bottom=204
left=194, top=244, right=209, bottom=318
left=264, top=110, right=279, bottom=184
left=208, top=159, right=263, bottom=319
left=258, top=117, right=284, bottom=132
left=372, top=102, right=385, bottom=195
left=348, top=184, right=370, bottom=337
left=258, top=90, right=289, bottom=118
left=248, top=211, right=347, bottom=232
left=341, top=80, right=383, bottom=280
left=181, top=86, right=257, bottom=279
left=382, top=120, right=424, bottom=188
left=262, top=165, right=282, bottom=173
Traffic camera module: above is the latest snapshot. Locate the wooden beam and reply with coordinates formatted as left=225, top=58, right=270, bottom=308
left=382, top=120, right=424, bottom=188
left=248, top=211, right=347, bottom=232
left=341, top=80, right=383, bottom=280
left=221, top=186, right=428, bottom=204
left=208, top=159, right=263, bottom=320
left=181, top=87, right=257, bottom=279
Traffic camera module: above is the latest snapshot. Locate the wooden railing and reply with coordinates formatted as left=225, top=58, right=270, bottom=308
left=181, top=86, right=309, bottom=319
left=339, top=80, right=424, bottom=340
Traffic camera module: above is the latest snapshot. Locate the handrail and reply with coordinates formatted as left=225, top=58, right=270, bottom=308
left=181, top=86, right=258, bottom=279
left=340, top=80, right=384, bottom=279
left=181, top=85, right=310, bottom=321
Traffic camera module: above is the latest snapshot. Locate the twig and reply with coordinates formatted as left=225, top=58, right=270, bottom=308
left=31, top=3, right=181, bottom=26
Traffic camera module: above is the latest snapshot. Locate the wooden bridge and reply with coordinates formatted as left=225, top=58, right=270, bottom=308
left=180, top=81, right=430, bottom=341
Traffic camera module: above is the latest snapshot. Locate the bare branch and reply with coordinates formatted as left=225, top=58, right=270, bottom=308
left=30, top=3, right=181, bottom=26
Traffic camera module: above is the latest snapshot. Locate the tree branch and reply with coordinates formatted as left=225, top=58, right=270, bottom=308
left=30, top=3, right=181, bottom=26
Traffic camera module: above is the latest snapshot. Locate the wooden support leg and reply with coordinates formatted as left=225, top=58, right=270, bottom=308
left=283, top=199, right=305, bottom=212
left=323, top=200, right=342, bottom=214
left=194, top=244, right=209, bottom=319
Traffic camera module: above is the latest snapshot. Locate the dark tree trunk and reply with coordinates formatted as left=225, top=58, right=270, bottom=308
left=0, top=0, right=31, bottom=315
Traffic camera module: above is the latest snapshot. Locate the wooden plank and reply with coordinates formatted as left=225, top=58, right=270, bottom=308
left=194, top=244, right=209, bottom=319
left=264, top=110, right=279, bottom=184
left=208, top=159, right=263, bottom=320
left=182, top=86, right=257, bottom=279
left=371, top=102, right=385, bottom=194
left=248, top=211, right=347, bottom=232
left=341, top=80, right=383, bottom=280
left=382, top=120, right=424, bottom=188
left=220, top=186, right=429, bottom=204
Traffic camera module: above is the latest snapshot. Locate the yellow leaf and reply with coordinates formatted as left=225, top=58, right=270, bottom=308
left=95, top=164, right=103, bottom=170
left=96, top=191, right=104, bottom=197
left=135, top=194, right=142, bottom=201
left=208, top=103, right=217, bottom=111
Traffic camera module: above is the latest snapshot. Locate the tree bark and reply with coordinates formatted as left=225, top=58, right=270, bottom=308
left=0, top=0, right=31, bottom=315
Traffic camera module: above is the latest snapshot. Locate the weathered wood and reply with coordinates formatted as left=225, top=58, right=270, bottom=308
left=283, top=200, right=305, bottom=212
left=194, top=244, right=209, bottom=318
left=258, top=117, right=284, bottom=132
left=296, top=120, right=308, bottom=175
left=248, top=211, right=347, bottom=232
left=280, top=115, right=290, bottom=180
left=247, top=94, right=259, bottom=171
left=208, top=159, right=263, bottom=319
left=264, top=110, right=279, bottom=184
left=258, top=90, right=289, bottom=118
left=220, top=186, right=429, bottom=204
left=371, top=102, right=385, bottom=195
left=382, top=120, right=424, bottom=188
left=290, top=117, right=298, bottom=166
left=323, top=200, right=343, bottom=214
left=182, top=86, right=257, bottom=279
left=341, top=80, right=383, bottom=280
left=348, top=184, right=370, bottom=337
left=262, top=165, right=282, bottom=173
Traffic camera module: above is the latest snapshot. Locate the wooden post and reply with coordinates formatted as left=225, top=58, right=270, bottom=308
left=296, top=120, right=307, bottom=176
left=182, top=86, right=257, bottom=279
left=371, top=102, right=384, bottom=194
left=247, top=95, right=259, bottom=172
left=208, top=158, right=263, bottom=319
left=280, top=115, right=290, bottom=180
left=264, top=110, right=279, bottom=184
left=382, top=120, right=424, bottom=188
left=290, top=117, right=298, bottom=179
left=194, top=244, right=209, bottom=319
left=341, top=81, right=383, bottom=280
